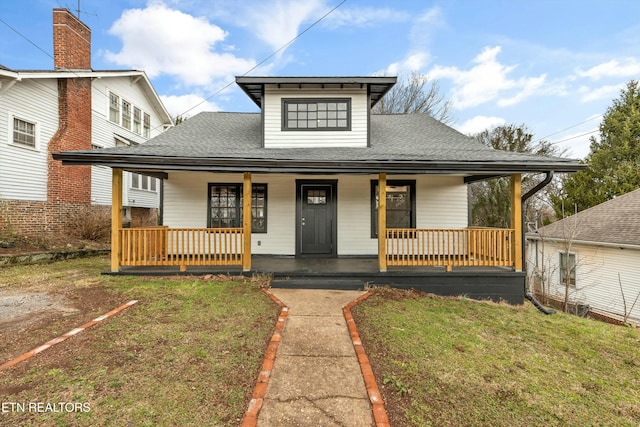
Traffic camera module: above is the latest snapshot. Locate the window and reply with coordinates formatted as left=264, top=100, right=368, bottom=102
left=131, top=173, right=158, bottom=192
left=371, top=180, right=416, bottom=237
left=559, top=252, right=576, bottom=286
left=208, top=183, right=267, bottom=233
left=109, top=92, right=120, bottom=124
left=122, top=100, right=132, bottom=130
left=133, top=107, right=142, bottom=134
left=143, top=113, right=151, bottom=138
left=12, top=118, right=36, bottom=148
left=282, top=98, right=350, bottom=131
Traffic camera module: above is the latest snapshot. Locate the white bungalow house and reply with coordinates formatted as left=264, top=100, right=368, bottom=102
left=0, top=8, right=172, bottom=236
left=54, top=76, right=583, bottom=303
left=527, top=188, right=640, bottom=324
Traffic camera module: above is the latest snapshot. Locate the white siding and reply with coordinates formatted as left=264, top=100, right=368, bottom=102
left=263, top=85, right=369, bottom=148
left=164, top=172, right=469, bottom=256
left=527, top=240, right=640, bottom=324
left=0, top=79, right=59, bottom=201
left=91, top=76, right=166, bottom=208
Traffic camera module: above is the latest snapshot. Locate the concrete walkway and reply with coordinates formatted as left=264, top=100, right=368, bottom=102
left=257, top=289, right=374, bottom=427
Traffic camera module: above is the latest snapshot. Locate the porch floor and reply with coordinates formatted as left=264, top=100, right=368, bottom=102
left=109, top=256, right=525, bottom=304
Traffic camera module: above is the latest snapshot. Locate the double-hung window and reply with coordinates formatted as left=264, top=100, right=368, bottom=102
left=131, top=173, right=157, bottom=192
left=122, top=100, right=132, bottom=130
left=208, top=183, right=267, bottom=233
left=282, top=98, right=350, bottom=130
left=133, top=107, right=142, bottom=134
left=143, top=113, right=151, bottom=138
left=109, top=92, right=120, bottom=124
left=12, top=117, right=36, bottom=148
left=371, top=180, right=416, bottom=237
left=559, top=252, right=576, bottom=287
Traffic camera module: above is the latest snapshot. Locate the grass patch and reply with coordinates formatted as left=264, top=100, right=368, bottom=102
left=0, top=257, right=279, bottom=426
left=352, top=288, right=640, bottom=426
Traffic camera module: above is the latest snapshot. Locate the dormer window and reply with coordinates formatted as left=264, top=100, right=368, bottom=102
left=282, top=98, right=351, bottom=131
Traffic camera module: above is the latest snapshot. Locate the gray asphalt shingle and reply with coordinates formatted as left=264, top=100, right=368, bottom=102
left=530, top=188, right=640, bottom=246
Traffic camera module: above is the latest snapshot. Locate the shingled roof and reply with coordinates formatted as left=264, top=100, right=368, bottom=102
left=54, top=111, right=584, bottom=175
left=529, top=188, right=640, bottom=247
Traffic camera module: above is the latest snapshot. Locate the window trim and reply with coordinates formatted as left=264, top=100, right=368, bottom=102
left=370, top=180, right=416, bottom=238
left=559, top=251, right=577, bottom=287
left=207, top=183, right=268, bottom=234
left=281, top=98, right=351, bottom=131
left=10, top=116, right=38, bottom=149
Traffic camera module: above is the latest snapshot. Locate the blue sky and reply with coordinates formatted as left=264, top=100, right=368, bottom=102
left=1, top=0, right=639, bottom=159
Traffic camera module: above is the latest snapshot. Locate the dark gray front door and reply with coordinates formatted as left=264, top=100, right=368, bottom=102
left=297, top=181, right=337, bottom=257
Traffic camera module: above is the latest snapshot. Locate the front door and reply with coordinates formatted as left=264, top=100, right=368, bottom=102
left=296, top=181, right=337, bottom=257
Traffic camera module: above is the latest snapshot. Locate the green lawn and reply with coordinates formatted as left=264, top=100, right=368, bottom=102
left=0, top=257, right=279, bottom=426
left=352, top=288, right=640, bottom=427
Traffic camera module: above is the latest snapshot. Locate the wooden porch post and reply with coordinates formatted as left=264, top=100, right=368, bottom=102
left=243, top=172, right=252, bottom=272
left=510, top=174, right=523, bottom=271
left=378, top=173, right=387, bottom=272
left=111, top=168, right=123, bottom=272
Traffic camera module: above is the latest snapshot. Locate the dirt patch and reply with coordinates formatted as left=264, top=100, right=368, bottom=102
left=0, top=290, right=80, bottom=333
left=0, top=286, right=124, bottom=365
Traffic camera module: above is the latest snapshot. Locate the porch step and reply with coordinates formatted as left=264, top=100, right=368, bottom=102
left=270, top=278, right=365, bottom=290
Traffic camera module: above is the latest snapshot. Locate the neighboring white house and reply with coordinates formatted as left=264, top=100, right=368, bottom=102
left=527, top=188, right=640, bottom=325
left=0, top=8, right=171, bottom=236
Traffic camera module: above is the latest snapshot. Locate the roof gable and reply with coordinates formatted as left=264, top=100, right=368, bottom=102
left=531, top=188, right=640, bottom=246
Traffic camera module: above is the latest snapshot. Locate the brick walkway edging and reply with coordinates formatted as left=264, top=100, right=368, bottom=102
left=343, top=291, right=391, bottom=427
left=241, top=289, right=288, bottom=427
left=241, top=289, right=390, bottom=427
left=0, top=300, right=138, bottom=371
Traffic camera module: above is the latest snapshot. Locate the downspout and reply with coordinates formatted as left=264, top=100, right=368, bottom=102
left=521, top=171, right=556, bottom=315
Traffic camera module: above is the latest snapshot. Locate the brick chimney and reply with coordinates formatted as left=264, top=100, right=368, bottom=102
left=47, top=8, right=92, bottom=209
left=53, top=8, right=91, bottom=70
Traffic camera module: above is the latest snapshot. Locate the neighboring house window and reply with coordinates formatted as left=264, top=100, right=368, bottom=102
left=282, top=98, right=351, bottom=131
left=208, top=183, right=267, bottom=233
left=370, top=180, right=416, bottom=237
left=559, top=252, right=576, bottom=287
left=143, top=113, right=151, bottom=138
left=12, top=117, right=36, bottom=148
left=131, top=173, right=157, bottom=192
left=133, top=107, right=142, bottom=134
left=109, top=92, right=120, bottom=124
left=122, top=100, right=132, bottom=130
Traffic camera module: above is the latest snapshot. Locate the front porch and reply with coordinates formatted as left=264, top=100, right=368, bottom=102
left=113, top=256, right=525, bottom=304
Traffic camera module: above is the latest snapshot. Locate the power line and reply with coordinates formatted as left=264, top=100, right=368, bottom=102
left=549, top=129, right=598, bottom=145
left=179, top=0, right=348, bottom=118
left=533, top=114, right=602, bottom=144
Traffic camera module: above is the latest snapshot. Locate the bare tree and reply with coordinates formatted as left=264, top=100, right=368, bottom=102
left=618, top=273, right=640, bottom=325
left=373, top=72, right=454, bottom=124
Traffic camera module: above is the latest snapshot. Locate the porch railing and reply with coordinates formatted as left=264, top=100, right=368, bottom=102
left=120, top=227, right=244, bottom=268
left=386, top=228, right=514, bottom=268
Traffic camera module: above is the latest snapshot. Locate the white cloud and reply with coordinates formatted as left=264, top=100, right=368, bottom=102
left=161, top=94, right=221, bottom=118
left=456, top=115, right=506, bottom=136
left=576, top=58, right=640, bottom=80
left=324, top=7, right=409, bottom=28
left=429, top=46, right=546, bottom=109
left=104, top=2, right=256, bottom=87
left=382, top=52, right=428, bottom=75
left=242, top=0, right=326, bottom=52
left=498, top=74, right=547, bottom=107
left=578, top=84, right=623, bottom=103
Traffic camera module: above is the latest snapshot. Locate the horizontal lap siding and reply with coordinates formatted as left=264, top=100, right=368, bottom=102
left=91, top=77, right=164, bottom=207
left=528, top=241, right=640, bottom=324
left=164, top=173, right=468, bottom=257
left=263, top=87, right=368, bottom=148
left=0, top=80, right=58, bottom=201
